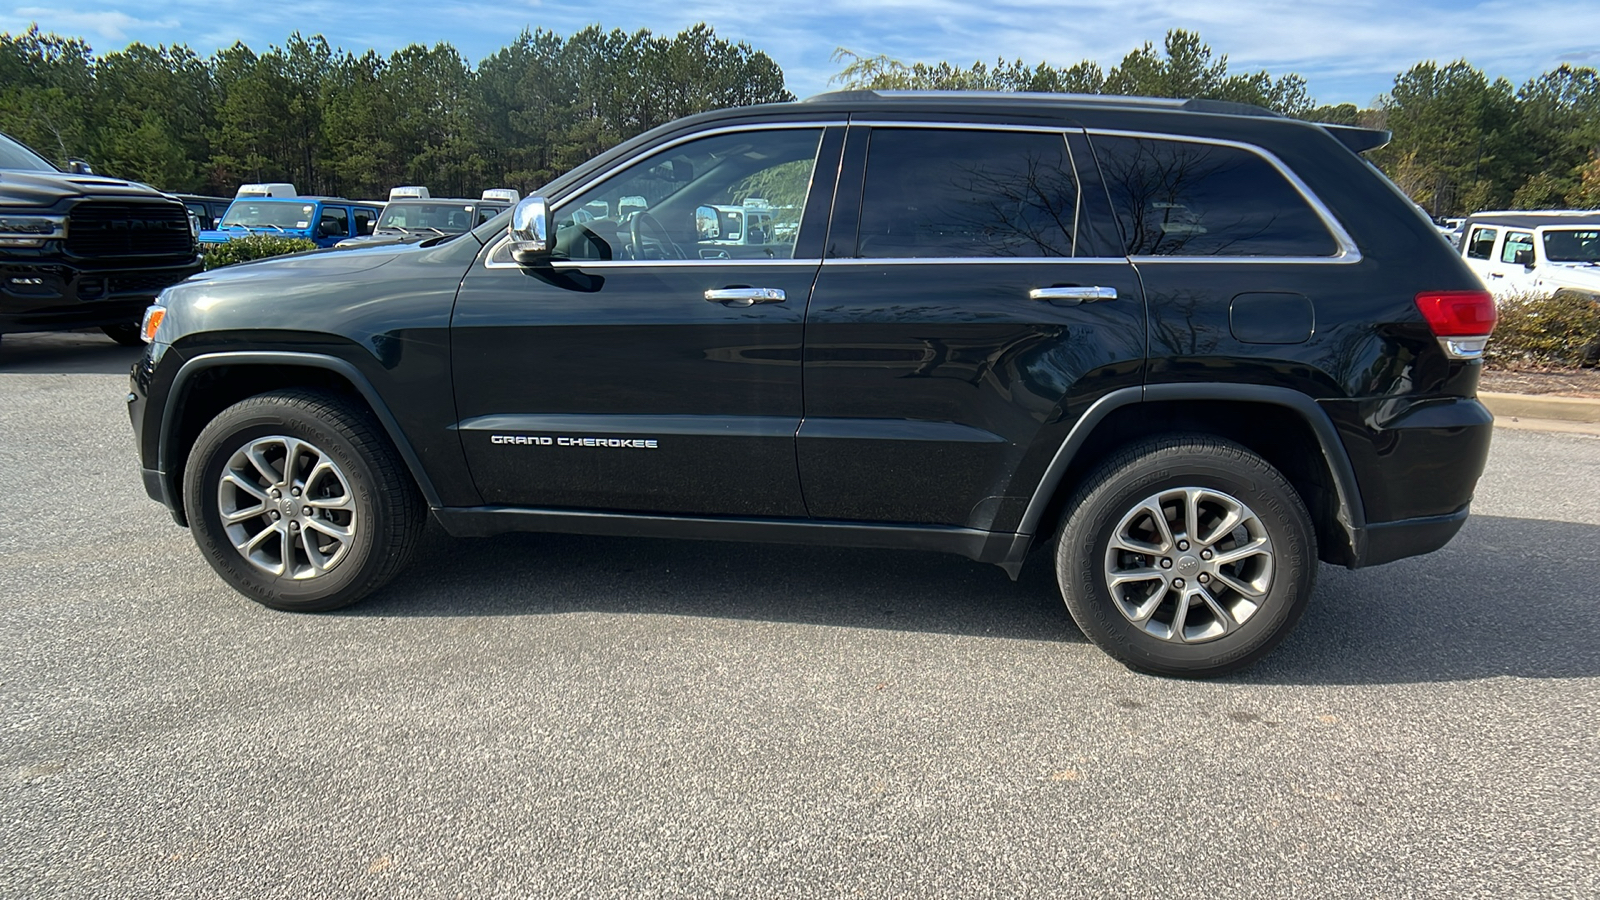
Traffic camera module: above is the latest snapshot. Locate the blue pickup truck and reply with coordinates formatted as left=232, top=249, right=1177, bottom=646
left=199, top=187, right=382, bottom=249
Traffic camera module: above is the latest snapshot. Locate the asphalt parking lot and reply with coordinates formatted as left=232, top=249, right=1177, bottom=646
left=2, top=331, right=1597, bottom=899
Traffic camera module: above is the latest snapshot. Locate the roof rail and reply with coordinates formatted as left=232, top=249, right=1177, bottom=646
left=801, top=88, right=1283, bottom=118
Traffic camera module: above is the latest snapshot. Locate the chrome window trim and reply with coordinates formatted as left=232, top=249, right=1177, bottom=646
left=483, top=121, right=836, bottom=271
left=823, top=256, right=1118, bottom=266
left=847, top=121, right=1083, bottom=259
left=849, top=119, right=1075, bottom=135
left=1086, top=128, right=1363, bottom=264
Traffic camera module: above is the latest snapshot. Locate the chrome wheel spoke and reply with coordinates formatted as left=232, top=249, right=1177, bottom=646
left=1194, top=586, right=1238, bottom=635
left=304, top=517, right=353, bottom=541
left=1212, top=537, right=1270, bottom=567
left=1168, top=591, right=1193, bottom=643
left=1213, top=568, right=1267, bottom=601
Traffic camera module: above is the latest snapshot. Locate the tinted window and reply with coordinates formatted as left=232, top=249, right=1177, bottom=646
left=857, top=128, right=1077, bottom=258
left=1466, top=226, right=1497, bottom=260
left=552, top=128, right=822, bottom=261
left=1500, top=231, right=1533, bottom=264
left=1093, top=135, right=1337, bottom=257
left=1543, top=228, right=1600, bottom=263
left=320, top=205, right=349, bottom=237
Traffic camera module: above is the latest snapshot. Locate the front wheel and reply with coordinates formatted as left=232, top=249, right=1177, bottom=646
left=1055, top=436, right=1316, bottom=678
left=182, top=389, right=426, bottom=611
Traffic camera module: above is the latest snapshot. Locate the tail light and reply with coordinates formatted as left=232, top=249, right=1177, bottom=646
left=1415, top=290, right=1495, bottom=359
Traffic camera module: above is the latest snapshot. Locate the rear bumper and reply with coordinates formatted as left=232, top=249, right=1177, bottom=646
left=1351, top=506, right=1470, bottom=567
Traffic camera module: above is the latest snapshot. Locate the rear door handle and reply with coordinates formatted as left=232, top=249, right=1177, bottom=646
left=1029, top=286, right=1117, bottom=304
left=705, top=287, right=785, bottom=306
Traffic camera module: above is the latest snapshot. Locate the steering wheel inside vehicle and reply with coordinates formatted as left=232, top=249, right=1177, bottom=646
left=627, top=211, right=686, bottom=261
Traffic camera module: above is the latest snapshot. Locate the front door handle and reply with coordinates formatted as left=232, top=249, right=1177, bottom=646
left=705, top=287, right=785, bottom=306
left=1029, top=286, right=1118, bottom=304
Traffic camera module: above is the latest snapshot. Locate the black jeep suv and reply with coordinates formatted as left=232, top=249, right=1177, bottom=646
left=0, top=133, right=202, bottom=347
left=128, top=91, right=1496, bottom=677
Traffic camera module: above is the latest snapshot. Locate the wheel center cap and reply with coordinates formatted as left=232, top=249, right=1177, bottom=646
left=1176, top=555, right=1201, bottom=575
left=279, top=496, right=298, bottom=518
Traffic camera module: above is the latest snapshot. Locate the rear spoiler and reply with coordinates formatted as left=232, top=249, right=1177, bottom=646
left=1321, top=124, right=1390, bottom=153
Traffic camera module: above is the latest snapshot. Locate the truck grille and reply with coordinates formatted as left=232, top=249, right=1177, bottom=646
left=66, top=202, right=192, bottom=257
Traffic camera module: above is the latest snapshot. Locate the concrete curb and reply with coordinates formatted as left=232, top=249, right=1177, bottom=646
left=1480, top=391, right=1600, bottom=425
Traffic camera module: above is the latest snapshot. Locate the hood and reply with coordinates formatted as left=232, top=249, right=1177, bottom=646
left=0, top=169, right=172, bottom=210
left=1541, top=263, right=1600, bottom=289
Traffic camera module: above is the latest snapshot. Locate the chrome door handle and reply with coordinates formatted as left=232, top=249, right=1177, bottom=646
left=705, top=287, right=785, bottom=306
left=1029, top=286, right=1118, bottom=304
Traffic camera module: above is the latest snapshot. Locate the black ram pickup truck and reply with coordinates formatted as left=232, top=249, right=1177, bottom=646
left=0, top=133, right=202, bottom=347
left=129, top=90, right=1497, bottom=677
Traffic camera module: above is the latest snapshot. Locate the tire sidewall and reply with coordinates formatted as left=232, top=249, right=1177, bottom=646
left=1057, top=449, right=1314, bottom=677
left=185, top=400, right=383, bottom=609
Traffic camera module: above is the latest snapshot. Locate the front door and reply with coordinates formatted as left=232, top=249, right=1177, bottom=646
left=452, top=124, right=843, bottom=517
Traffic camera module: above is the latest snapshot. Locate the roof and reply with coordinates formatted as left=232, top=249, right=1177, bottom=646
left=1463, top=210, right=1600, bottom=229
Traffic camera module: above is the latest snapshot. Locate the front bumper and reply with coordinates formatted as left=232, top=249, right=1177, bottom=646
left=1, top=256, right=203, bottom=332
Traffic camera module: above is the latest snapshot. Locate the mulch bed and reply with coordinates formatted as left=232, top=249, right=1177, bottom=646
left=1480, top=366, right=1600, bottom=398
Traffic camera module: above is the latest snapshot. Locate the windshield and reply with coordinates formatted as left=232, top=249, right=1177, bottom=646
left=378, top=201, right=481, bottom=233
left=0, top=133, right=59, bottom=172
left=219, top=200, right=316, bottom=230
left=1542, top=228, right=1600, bottom=263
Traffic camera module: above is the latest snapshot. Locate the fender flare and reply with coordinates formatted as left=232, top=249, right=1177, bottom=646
left=1014, top=382, right=1367, bottom=556
left=159, top=351, right=444, bottom=521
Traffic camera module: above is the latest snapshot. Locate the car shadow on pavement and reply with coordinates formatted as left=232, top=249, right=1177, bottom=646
left=1242, top=514, right=1600, bottom=685
left=0, top=330, right=142, bottom=375
left=349, top=523, right=1083, bottom=645
left=349, top=512, right=1600, bottom=684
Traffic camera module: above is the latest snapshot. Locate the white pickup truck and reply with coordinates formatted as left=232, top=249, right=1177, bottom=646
left=1458, top=210, right=1600, bottom=300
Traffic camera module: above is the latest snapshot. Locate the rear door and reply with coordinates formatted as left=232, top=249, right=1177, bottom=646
left=798, top=122, right=1146, bottom=532
left=1481, top=228, right=1536, bottom=294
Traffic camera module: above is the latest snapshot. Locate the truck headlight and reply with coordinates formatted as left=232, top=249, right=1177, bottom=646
left=0, top=214, right=67, bottom=248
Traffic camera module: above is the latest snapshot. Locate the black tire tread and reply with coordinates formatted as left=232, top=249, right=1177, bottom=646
left=185, top=388, right=426, bottom=611
left=1056, top=433, right=1315, bottom=679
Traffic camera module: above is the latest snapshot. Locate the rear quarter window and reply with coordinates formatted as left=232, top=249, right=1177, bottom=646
left=1090, top=134, right=1338, bottom=257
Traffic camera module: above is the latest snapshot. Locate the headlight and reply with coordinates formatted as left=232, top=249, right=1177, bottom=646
left=0, top=214, right=67, bottom=248
left=140, top=304, right=166, bottom=344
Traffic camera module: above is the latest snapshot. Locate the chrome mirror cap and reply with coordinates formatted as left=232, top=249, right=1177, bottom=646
left=509, top=196, right=549, bottom=264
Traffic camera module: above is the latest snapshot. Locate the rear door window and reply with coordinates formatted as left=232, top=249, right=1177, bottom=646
left=1466, top=227, right=1498, bottom=260
left=1091, top=134, right=1338, bottom=257
left=855, top=128, right=1078, bottom=258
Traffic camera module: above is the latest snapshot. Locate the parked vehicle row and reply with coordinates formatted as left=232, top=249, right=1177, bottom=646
left=1455, top=210, right=1600, bottom=301
left=128, top=90, right=1497, bottom=678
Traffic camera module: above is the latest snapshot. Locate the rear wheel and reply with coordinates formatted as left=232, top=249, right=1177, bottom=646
left=101, top=323, right=144, bottom=346
left=1055, top=436, right=1316, bottom=678
left=183, top=389, right=425, bottom=611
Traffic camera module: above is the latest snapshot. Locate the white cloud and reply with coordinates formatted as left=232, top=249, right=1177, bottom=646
left=11, top=8, right=178, bottom=42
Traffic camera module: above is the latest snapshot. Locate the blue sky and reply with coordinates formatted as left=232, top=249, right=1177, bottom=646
left=6, top=1, right=1599, bottom=107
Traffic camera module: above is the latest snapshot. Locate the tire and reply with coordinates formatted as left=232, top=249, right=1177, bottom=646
left=101, top=323, right=144, bottom=347
left=1054, top=435, right=1316, bottom=678
left=182, top=389, right=426, bottom=611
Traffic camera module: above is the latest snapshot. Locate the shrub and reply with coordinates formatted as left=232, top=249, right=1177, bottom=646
left=1486, top=291, right=1600, bottom=368
left=202, top=235, right=318, bottom=270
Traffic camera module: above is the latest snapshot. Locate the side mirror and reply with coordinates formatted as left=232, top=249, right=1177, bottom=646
left=695, top=205, right=720, bottom=240
left=67, top=158, right=93, bottom=175
left=1513, top=248, right=1535, bottom=268
left=509, top=196, right=550, bottom=264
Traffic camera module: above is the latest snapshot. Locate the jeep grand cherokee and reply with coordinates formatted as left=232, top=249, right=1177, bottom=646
left=128, top=91, right=1496, bottom=677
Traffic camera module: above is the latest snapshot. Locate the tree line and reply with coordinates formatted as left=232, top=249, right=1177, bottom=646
left=3, top=24, right=1598, bottom=216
